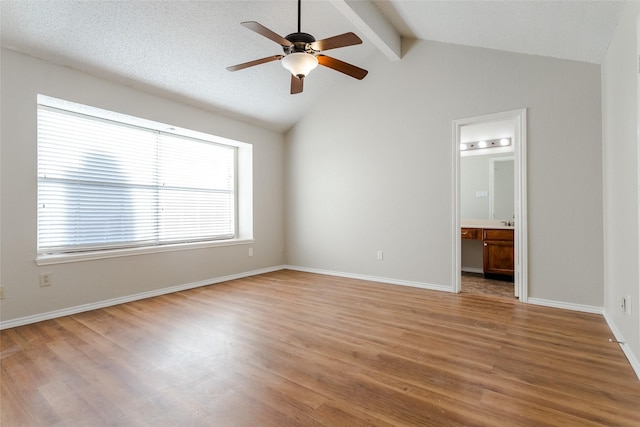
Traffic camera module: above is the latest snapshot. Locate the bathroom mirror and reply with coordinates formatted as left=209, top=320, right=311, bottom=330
left=491, top=157, right=514, bottom=220
left=460, top=153, right=514, bottom=220
left=459, top=119, right=515, bottom=221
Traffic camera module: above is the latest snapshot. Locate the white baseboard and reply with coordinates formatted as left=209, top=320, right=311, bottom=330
left=284, top=265, right=452, bottom=293
left=0, top=265, right=286, bottom=330
left=603, top=312, right=640, bottom=381
left=461, top=267, right=484, bottom=274
left=527, top=297, right=604, bottom=314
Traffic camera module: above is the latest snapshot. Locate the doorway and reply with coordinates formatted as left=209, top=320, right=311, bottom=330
left=452, top=109, right=528, bottom=301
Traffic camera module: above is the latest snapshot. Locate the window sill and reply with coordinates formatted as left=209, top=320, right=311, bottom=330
left=35, top=238, right=255, bottom=266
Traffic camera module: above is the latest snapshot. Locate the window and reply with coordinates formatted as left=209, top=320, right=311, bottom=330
left=37, top=96, right=249, bottom=259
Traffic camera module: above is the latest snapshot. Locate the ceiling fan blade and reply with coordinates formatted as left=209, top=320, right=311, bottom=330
left=310, top=32, right=362, bottom=52
left=317, top=55, right=368, bottom=80
left=290, top=75, right=304, bottom=94
left=241, top=21, right=293, bottom=47
left=226, top=55, right=284, bottom=72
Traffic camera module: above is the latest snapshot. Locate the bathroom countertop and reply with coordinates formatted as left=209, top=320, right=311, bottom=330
left=461, top=220, right=515, bottom=230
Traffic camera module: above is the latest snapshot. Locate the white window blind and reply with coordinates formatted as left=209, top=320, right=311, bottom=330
left=37, top=104, right=236, bottom=255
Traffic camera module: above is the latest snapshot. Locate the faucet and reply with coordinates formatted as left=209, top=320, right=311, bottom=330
left=501, top=216, right=515, bottom=227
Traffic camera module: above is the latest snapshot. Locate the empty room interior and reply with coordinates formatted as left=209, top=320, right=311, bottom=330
left=1, top=1, right=640, bottom=425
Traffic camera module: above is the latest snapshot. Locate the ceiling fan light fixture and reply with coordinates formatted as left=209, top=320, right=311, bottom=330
left=281, top=52, right=318, bottom=78
left=228, top=0, right=367, bottom=94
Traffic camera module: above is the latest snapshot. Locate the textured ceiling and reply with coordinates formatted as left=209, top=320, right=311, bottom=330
left=1, top=1, right=625, bottom=133
left=374, top=0, right=625, bottom=64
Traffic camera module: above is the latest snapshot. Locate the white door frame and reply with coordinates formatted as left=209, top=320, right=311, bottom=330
left=452, top=109, right=528, bottom=301
left=636, top=15, right=639, bottom=347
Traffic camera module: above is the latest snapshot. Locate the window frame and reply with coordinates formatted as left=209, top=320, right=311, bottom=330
left=36, top=95, right=253, bottom=265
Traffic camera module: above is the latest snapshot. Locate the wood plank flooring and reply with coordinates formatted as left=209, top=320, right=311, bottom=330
left=2, top=270, right=639, bottom=426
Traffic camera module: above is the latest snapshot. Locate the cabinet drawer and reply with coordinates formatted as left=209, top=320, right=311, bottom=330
left=483, top=228, right=514, bottom=241
left=461, top=228, right=480, bottom=240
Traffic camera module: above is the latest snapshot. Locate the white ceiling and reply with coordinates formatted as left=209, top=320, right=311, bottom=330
left=374, top=0, right=625, bottom=64
left=1, top=1, right=625, bottom=133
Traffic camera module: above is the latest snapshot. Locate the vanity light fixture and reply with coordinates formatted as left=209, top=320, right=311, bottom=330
left=460, top=137, right=512, bottom=151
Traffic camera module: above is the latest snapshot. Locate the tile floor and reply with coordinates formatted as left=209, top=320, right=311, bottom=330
left=461, top=272, right=516, bottom=300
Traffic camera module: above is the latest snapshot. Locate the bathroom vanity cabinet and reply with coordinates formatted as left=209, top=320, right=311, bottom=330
left=482, top=229, right=514, bottom=277
left=461, top=227, right=514, bottom=278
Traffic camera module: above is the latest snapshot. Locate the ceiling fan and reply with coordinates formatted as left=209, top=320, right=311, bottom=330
left=226, top=0, right=368, bottom=94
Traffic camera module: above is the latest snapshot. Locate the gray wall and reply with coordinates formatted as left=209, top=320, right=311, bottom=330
left=0, top=49, right=286, bottom=322
left=0, top=34, right=611, bottom=323
left=286, top=39, right=604, bottom=307
left=602, top=2, right=640, bottom=372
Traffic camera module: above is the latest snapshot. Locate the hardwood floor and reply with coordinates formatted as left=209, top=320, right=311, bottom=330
left=2, top=270, right=639, bottom=426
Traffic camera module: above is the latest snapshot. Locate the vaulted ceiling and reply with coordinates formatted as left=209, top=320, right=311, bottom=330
left=1, top=1, right=625, bottom=132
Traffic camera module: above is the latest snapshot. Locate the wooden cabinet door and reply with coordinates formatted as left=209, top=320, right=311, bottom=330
left=461, top=228, right=480, bottom=240
left=483, top=240, right=514, bottom=275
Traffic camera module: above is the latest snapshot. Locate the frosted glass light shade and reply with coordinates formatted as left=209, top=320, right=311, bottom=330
left=282, top=53, right=318, bottom=77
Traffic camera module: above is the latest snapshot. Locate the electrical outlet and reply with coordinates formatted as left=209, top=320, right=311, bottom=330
left=248, top=247, right=253, bottom=257
left=376, top=250, right=383, bottom=260
left=40, top=273, right=52, bottom=287
left=621, top=296, right=633, bottom=315
left=626, top=295, right=632, bottom=316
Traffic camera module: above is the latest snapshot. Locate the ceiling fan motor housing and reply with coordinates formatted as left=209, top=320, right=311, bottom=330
left=284, top=32, right=317, bottom=55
